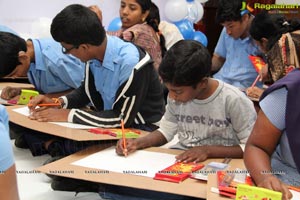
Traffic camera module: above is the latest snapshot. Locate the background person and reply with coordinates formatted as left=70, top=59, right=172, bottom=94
left=246, top=11, right=300, bottom=99
left=212, top=0, right=261, bottom=89
left=106, top=0, right=166, bottom=71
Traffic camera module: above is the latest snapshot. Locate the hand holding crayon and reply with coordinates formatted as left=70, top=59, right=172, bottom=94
left=28, top=95, right=61, bottom=110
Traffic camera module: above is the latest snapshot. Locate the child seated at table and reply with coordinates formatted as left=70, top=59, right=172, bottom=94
left=96, top=40, right=257, bottom=200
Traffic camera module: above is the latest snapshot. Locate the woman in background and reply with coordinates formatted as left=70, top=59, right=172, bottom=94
left=106, top=0, right=166, bottom=71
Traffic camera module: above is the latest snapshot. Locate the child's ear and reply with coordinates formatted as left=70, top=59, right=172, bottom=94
left=18, top=51, right=28, bottom=62
left=80, top=44, right=89, bottom=51
left=241, top=13, right=250, bottom=22
left=197, top=78, right=208, bottom=88
left=142, top=10, right=150, bottom=22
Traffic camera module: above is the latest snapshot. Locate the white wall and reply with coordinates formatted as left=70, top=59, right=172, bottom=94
left=276, top=0, right=300, bottom=4
left=0, top=0, right=166, bottom=38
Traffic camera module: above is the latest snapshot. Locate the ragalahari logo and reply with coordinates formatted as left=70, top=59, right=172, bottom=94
left=241, top=1, right=254, bottom=13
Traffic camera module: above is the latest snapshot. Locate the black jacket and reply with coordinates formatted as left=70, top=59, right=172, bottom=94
left=63, top=47, right=165, bottom=128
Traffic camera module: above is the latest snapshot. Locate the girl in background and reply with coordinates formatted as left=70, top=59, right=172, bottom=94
left=246, top=11, right=300, bottom=99
left=107, top=0, right=166, bottom=71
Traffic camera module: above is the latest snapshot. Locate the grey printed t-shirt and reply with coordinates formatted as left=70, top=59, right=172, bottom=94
left=159, top=80, right=257, bottom=150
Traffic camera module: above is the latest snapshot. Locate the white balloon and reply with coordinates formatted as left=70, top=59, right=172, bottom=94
left=186, top=0, right=204, bottom=23
left=195, top=1, right=204, bottom=23
left=197, top=0, right=208, bottom=3
left=164, top=0, right=188, bottom=22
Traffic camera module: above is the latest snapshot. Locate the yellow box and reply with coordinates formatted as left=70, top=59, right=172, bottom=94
left=236, top=184, right=282, bottom=200
left=18, top=89, right=39, bottom=105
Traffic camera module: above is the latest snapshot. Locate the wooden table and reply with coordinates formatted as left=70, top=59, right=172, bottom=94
left=6, top=105, right=147, bottom=141
left=37, top=146, right=214, bottom=198
left=206, top=159, right=246, bottom=200
left=0, top=82, right=33, bottom=89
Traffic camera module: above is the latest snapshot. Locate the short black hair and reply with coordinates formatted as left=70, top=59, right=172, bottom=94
left=51, top=4, right=106, bottom=46
left=158, top=40, right=211, bottom=87
left=216, top=0, right=245, bottom=24
left=0, top=32, right=27, bottom=77
left=250, top=11, right=300, bottom=50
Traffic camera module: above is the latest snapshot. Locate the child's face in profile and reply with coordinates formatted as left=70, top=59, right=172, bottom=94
left=119, top=0, right=149, bottom=29
left=221, top=18, right=249, bottom=39
left=165, top=83, right=203, bottom=103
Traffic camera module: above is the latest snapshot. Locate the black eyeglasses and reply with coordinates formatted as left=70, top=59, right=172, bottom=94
left=61, top=45, right=78, bottom=54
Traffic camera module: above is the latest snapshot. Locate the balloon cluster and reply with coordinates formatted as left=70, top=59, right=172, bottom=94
left=164, top=0, right=208, bottom=47
left=106, top=0, right=208, bottom=47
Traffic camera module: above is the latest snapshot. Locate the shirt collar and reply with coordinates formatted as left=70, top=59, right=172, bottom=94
left=31, top=39, right=45, bottom=70
left=101, top=35, right=116, bottom=71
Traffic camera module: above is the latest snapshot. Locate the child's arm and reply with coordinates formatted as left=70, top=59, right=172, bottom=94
left=244, top=110, right=292, bottom=200
left=0, top=164, right=19, bottom=200
left=211, top=53, right=225, bottom=74
left=175, top=145, right=243, bottom=163
left=115, top=130, right=168, bottom=156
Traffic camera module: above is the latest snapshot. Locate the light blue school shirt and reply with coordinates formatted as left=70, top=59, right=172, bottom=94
left=214, top=28, right=262, bottom=89
left=0, top=25, right=18, bottom=35
left=89, top=35, right=140, bottom=110
left=28, top=38, right=85, bottom=93
left=0, top=105, right=14, bottom=171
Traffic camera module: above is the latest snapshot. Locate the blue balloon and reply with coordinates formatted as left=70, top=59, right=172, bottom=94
left=192, top=31, right=208, bottom=47
left=174, top=19, right=194, bottom=40
left=107, top=17, right=122, bottom=31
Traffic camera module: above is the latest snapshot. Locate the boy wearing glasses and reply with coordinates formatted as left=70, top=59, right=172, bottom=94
left=0, top=32, right=85, bottom=100
left=23, top=4, right=165, bottom=157
left=212, top=0, right=261, bottom=89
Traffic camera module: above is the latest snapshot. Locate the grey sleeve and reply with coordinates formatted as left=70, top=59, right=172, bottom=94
left=158, top=98, right=179, bottom=142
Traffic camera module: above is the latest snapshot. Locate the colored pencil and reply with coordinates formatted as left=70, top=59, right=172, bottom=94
left=251, top=74, right=260, bottom=88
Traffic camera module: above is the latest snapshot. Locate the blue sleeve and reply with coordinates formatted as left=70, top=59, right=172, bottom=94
left=0, top=105, right=14, bottom=171
left=49, top=54, right=85, bottom=88
left=214, top=28, right=227, bottom=58
left=34, top=39, right=85, bottom=92
left=259, top=87, right=287, bottom=130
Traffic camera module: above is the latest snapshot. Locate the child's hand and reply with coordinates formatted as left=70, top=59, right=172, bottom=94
left=1, top=86, right=21, bottom=100
left=27, top=95, right=53, bottom=111
left=122, top=31, right=134, bottom=41
left=246, top=86, right=264, bottom=99
left=175, top=146, right=208, bottom=163
left=115, top=138, right=137, bottom=156
left=28, top=108, right=69, bottom=122
left=257, top=176, right=292, bottom=200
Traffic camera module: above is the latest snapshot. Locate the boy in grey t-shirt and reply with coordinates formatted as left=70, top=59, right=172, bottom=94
left=116, top=40, right=257, bottom=163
